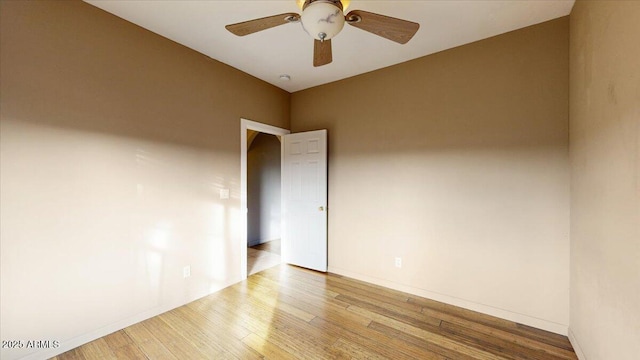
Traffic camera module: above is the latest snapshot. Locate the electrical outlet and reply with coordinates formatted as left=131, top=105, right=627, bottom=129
left=395, top=257, right=402, bottom=268
left=183, top=265, right=191, bottom=278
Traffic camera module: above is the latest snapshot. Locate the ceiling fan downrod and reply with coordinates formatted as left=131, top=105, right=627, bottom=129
left=301, top=0, right=344, bottom=12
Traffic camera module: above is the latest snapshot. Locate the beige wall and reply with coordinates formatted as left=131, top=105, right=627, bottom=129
left=0, top=1, right=289, bottom=359
left=569, top=1, right=640, bottom=359
left=8, top=0, right=639, bottom=357
left=292, top=17, right=570, bottom=333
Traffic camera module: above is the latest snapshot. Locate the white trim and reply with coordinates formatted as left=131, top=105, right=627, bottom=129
left=328, top=265, right=570, bottom=336
left=19, top=279, right=238, bottom=360
left=568, top=328, right=587, bottom=360
left=240, top=118, right=289, bottom=280
left=24, top=118, right=288, bottom=359
left=22, top=302, right=180, bottom=360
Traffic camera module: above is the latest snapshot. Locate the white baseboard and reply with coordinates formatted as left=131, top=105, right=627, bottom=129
left=248, top=238, right=279, bottom=247
left=19, top=265, right=573, bottom=359
left=248, top=239, right=261, bottom=247
left=328, top=266, right=569, bottom=336
left=568, top=328, right=587, bottom=360
left=20, top=302, right=185, bottom=360
left=20, top=280, right=238, bottom=360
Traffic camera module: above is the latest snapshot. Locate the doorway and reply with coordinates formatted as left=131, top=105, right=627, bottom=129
left=240, top=119, right=289, bottom=280
left=247, top=132, right=282, bottom=275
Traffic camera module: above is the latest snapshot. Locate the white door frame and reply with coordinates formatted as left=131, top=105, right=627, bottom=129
left=240, top=118, right=290, bottom=280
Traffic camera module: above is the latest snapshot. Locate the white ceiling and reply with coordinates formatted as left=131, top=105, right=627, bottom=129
left=85, top=0, right=574, bottom=93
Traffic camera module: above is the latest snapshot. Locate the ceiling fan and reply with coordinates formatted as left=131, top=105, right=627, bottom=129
left=225, top=0, right=420, bottom=67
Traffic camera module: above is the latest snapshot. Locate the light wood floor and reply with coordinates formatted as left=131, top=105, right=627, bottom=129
left=248, top=240, right=281, bottom=276
left=250, top=239, right=281, bottom=255
left=52, top=265, right=577, bottom=359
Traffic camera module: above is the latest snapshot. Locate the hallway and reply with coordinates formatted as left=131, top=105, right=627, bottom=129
left=247, top=239, right=281, bottom=275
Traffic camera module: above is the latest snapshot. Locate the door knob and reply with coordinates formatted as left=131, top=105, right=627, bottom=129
left=319, top=206, right=324, bottom=211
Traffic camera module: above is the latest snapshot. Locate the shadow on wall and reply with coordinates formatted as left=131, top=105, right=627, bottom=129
left=289, top=16, right=570, bottom=332
left=0, top=1, right=289, bottom=359
left=247, top=133, right=282, bottom=247
left=1, top=0, right=289, bottom=151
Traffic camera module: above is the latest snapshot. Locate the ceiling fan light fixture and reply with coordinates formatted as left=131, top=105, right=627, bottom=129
left=226, top=0, right=419, bottom=67
left=301, top=1, right=345, bottom=41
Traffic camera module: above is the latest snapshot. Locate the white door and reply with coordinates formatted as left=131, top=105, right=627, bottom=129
left=282, top=130, right=327, bottom=272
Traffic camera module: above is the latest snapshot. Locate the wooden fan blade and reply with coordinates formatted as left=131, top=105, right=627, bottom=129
left=314, top=39, right=332, bottom=67
left=346, top=10, right=419, bottom=44
left=226, top=13, right=299, bottom=36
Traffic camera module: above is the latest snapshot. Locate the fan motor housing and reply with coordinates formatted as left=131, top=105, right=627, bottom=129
left=302, top=0, right=344, bottom=11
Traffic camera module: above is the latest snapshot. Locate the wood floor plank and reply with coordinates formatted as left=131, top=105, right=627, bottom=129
left=336, top=293, right=442, bottom=330
left=224, top=293, right=340, bottom=359
left=198, top=293, right=276, bottom=338
left=422, top=308, right=578, bottom=360
left=102, top=330, right=134, bottom=350
left=255, top=328, right=335, bottom=360
left=141, top=316, right=216, bottom=359
left=411, top=296, right=573, bottom=351
left=227, top=283, right=320, bottom=329
left=121, top=322, right=156, bottom=344
left=311, top=317, right=412, bottom=360
left=213, top=284, right=342, bottom=357
left=241, top=278, right=317, bottom=322
left=158, top=310, right=229, bottom=357
left=111, top=344, right=148, bottom=360
left=78, top=338, right=117, bottom=360
left=179, top=302, right=253, bottom=341
left=253, top=270, right=353, bottom=309
left=327, top=278, right=412, bottom=302
left=52, top=264, right=578, bottom=360
left=123, top=322, right=178, bottom=360
left=515, top=323, right=575, bottom=351
left=257, top=268, right=342, bottom=298
left=53, top=348, right=87, bottom=360
left=328, top=282, right=422, bottom=313
left=439, top=321, right=568, bottom=360
left=311, top=316, right=447, bottom=360
left=331, top=337, right=391, bottom=360
left=174, top=308, right=262, bottom=360
left=368, top=321, right=479, bottom=360
left=241, top=332, right=297, bottom=360
left=348, top=305, right=506, bottom=360
left=248, top=274, right=373, bottom=327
